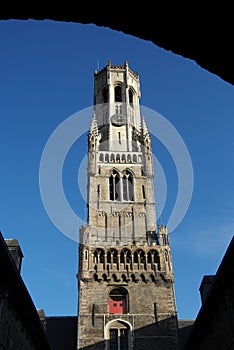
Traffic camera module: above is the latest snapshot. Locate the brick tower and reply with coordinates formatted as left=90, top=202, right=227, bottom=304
left=77, top=61, right=179, bottom=350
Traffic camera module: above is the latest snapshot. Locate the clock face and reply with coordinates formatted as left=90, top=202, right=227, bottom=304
left=110, top=114, right=126, bottom=126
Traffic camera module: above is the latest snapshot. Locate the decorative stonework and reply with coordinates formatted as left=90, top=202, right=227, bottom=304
left=77, top=62, right=179, bottom=350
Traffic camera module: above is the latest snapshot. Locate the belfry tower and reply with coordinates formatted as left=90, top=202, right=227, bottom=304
left=77, top=61, right=178, bottom=350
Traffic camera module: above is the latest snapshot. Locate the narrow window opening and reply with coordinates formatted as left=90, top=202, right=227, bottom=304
left=118, top=132, right=121, bottom=144
left=115, top=86, right=122, bottom=102
left=102, top=88, right=108, bottom=103
left=129, top=89, right=133, bottom=105
left=109, top=170, right=121, bottom=201
left=142, top=185, right=146, bottom=200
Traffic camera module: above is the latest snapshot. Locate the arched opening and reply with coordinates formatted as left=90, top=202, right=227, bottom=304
left=105, top=319, right=132, bottom=350
left=122, top=170, right=134, bottom=201
left=109, top=288, right=128, bottom=314
left=149, top=249, right=160, bottom=270
left=120, top=249, right=131, bottom=271
left=107, top=248, right=118, bottom=264
left=115, top=85, right=122, bottom=102
left=102, top=87, right=108, bottom=103
left=93, top=248, right=105, bottom=264
left=109, top=170, right=121, bottom=201
left=128, top=89, right=133, bottom=105
left=133, top=249, right=145, bottom=268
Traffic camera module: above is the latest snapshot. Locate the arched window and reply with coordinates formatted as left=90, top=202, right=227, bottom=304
left=134, top=249, right=145, bottom=265
left=149, top=249, right=160, bottom=270
left=129, top=89, right=133, bottom=105
left=109, top=288, right=128, bottom=314
left=109, top=170, right=121, bottom=201
left=107, top=248, right=118, bottom=264
left=115, top=86, right=122, bottom=102
left=120, top=248, right=131, bottom=265
left=123, top=170, right=134, bottom=201
left=93, top=248, right=105, bottom=264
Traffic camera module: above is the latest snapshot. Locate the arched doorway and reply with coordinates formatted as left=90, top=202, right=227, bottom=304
left=105, top=319, right=132, bottom=350
left=109, top=288, right=128, bottom=314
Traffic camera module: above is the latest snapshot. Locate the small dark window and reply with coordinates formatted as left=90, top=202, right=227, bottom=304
left=102, top=88, right=108, bottom=103
left=129, top=89, right=133, bottom=104
left=115, top=86, right=122, bottom=102
left=142, top=185, right=146, bottom=200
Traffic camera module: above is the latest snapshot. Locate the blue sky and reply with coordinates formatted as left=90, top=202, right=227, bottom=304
left=1, top=19, right=234, bottom=319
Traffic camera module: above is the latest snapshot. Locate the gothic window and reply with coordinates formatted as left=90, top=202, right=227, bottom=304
left=162, top=234, right=168, bottom=245
left=133, top=249, right=145, bottom=264
left=148, top=249, right=160, bottom=269
left=128, top=89, right=133, bottom=105
left=109, top=288, right=128, bottom=314
left=99, top=153, right=104, bottom=161
left=165, top=251, right=171, bottom=271
left=120, top=248, right=131, bottom=265
left=107, top=248, right=118, bottom=264
left=109, top=170, right=121, bottom=201
left=122, top=171, right=134, bottom=201
left=93, top=248, right=105, bottom=264
left=115, top=86, right=122, bottom=102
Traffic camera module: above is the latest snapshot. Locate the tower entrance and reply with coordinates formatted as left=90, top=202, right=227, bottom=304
left=106, top=319, right=131, bottom=350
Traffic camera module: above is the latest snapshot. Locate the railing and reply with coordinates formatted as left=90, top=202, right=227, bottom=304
left=98, top=151, right=142, bottom=164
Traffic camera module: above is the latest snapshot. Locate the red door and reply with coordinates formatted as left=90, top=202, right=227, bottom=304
left=109, top=298, right=127, bottom=314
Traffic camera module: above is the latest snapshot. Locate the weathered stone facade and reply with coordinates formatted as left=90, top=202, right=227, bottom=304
left=77, top=61, right=179, bottom=349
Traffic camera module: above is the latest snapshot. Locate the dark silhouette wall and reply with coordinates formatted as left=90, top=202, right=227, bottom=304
left=1, top=3, right=234, bottom=86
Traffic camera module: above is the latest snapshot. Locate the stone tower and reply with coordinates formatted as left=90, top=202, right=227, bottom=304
left=77, top=61, right=178, bottom=350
